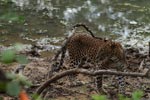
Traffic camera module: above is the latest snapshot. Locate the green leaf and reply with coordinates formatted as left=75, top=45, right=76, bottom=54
left=5, top=73, right=17, bottom=79
left=16, top=55, right=28, bottom=64
left=6, top=80, right=21, bottom=96
left=1, top=49, right=15, bottom=64
left=6, top=73, right=32, bottom=87
left=32, top=94, right=43, bottom=100
left=92, top=95, right=107, bottom=100
left=18, top=74, right=32, bottom=87
left=132, top=90, right=143, bottom=100
left=118, top=94, right=130, bottom=100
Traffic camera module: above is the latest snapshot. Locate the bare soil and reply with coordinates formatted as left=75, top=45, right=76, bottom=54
left=1, top=48, right=150, bottom=100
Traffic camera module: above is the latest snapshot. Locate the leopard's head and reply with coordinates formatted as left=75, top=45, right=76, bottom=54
left=109, top=42, right=128, bottom=68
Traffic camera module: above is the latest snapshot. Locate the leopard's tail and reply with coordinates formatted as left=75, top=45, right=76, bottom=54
left=72, top=23, right=95, bottom=38
left=72, top=23, right=103, bottom=40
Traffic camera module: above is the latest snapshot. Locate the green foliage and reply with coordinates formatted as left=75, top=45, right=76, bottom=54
left=0, top=43, right=28, bottom=64
left=6, top=73, right=32, bottom=87
left=16, top=55, right=28, bottom=64
left=92, top=90, right=143, bottom=100
left=6, top=80, right=21, bottom=96
left=32, top=94, right=43, bottom=100
left=5, top=72, right=16, bottom=79
left=0, top=12, right=25, bottom=23
left=132, top=90, right=143, bottom=100
left=0, top=43, right=31, bottom=96
left=4, top=73, right=32, bottom=96
left=118, top=94, right=130, bottom=100
left=17, top=74, right=32, bottom=87
left=0, top=49, right=16, bottom=64
left=92, top=95, right=107, bottom=100
left=119, top=90, right=143, bottom=100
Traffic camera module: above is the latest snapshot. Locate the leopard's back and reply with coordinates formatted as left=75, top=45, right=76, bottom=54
left=67, top=34, right=102, bottom=65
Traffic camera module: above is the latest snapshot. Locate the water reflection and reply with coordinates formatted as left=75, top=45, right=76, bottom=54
left=12, top=0, right=29, bottom=9
left=0, top=0, right=150, bottom=54
left=5, top=0, right=150, bottom=35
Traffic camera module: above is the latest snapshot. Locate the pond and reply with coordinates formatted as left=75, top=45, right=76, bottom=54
left=0, top=0, right=150, bottom=55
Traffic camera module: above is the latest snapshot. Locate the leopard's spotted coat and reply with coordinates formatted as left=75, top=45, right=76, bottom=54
left=51, top=24, right=128, bottom=94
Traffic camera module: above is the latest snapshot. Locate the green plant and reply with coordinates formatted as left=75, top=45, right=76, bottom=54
left=4, top=73, right=32, bottom=96
left=132, top=90, right=143, bottom=100
left=0, top=49, right=16, bottom=64
left=92, top=95, right=107, bottom=100
left=6, top=80, right=21, bottom=96
left=118, top=94, right=130, bottom=100
left=92, top=90, right=143, bottom=100
left=0, top=43, right=28, bottom=64
left=0, top=43, right=31, bottom=96
left=32, top=94, right=43, bottom=100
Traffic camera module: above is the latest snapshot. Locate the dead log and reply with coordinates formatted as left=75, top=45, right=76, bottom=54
left=36, top=68, right=149, bottom=95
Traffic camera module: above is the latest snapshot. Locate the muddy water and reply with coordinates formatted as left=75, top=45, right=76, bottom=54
left=0, top=0, right=150, bottom=55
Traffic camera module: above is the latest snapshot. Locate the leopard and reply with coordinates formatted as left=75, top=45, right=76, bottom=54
left=50, top=23, right=128, bottom=94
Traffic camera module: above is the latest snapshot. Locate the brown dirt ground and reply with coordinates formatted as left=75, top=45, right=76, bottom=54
left=1, top=48, right=150, bottom=100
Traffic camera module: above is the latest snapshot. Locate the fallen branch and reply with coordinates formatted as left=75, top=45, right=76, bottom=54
left=36, top=68, right=149, bottom=95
